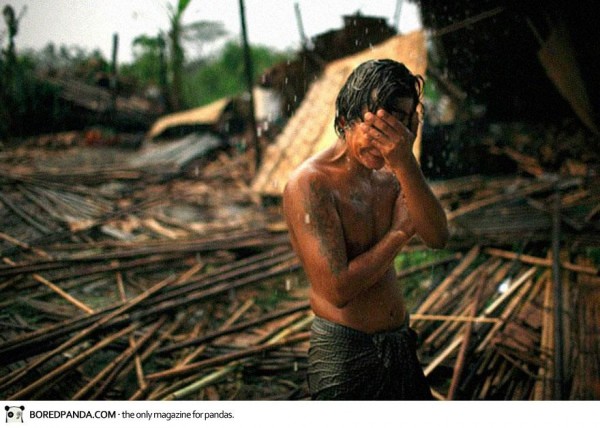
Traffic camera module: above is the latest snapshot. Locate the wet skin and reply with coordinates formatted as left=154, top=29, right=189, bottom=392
left=283, top=98, right=448, bottom=333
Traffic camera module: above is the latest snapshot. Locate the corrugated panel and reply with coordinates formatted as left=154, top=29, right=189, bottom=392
left=252, top=31, right=427, bottom=196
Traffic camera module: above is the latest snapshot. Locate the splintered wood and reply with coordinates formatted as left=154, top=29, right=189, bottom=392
left=1, top=141, right=599, bottom=400
left=0, top=144, right=309, bottom=400
left=412, top=246, right=599, bottom=400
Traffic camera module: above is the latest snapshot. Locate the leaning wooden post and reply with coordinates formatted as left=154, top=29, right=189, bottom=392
left=447, top=270, right=487, bottom=399
left=110, top=33, right=119, bottom=119
left=552, top=188, right=565, bottom=399
left=238, top=0, right=261, bottom=175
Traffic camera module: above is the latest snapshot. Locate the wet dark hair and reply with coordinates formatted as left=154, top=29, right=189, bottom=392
left=334, top=59, right=424, bottom=137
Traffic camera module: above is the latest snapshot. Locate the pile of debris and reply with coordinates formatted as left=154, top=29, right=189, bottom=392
left=1, top=131, right=599, bottom=400
left=0, top=142, right=310, bottom=400
left=412, top=244, right=599, bottom=399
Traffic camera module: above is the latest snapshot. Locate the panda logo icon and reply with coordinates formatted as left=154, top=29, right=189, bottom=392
left=5, top=406, right=24, bottom=423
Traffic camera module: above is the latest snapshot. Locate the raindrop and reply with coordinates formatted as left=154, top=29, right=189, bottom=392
left=498, top=278, right=511, bottom=294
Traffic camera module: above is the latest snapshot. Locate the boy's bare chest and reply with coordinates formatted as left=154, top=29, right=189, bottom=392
left=336, top=185, right=394, bottom=256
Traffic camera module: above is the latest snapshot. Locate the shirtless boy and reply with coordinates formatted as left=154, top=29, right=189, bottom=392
left=283, top=59, right=448, bottom=399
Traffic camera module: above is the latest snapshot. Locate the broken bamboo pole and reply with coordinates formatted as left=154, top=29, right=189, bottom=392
left=551, top=189, right=565, bottom=400
left=0, top=270, right=178, bottom=391
left=146, top=332, right=310, bottom=382
left=145, top=299, right=255, bottom=400
left=410, top=314, right=499, bottom=324
left=157, top=300, right=310, bottom=355
left=128, top=314, right=189, bottom=400
left=71, top=316, right=166, bottom=399
left=3, top=257, right=94, bottom=314
left=446, top=179, right=556, bottom=221
left=8, top=322, right=140, bottom=400
left=0, top=248, right=296, bottom=363
left=414, top=245, right=480, bottom=320
left=485, top=247, right=598, bottom=276
left=474, top=266, right=538, bottom=352
left=447, top=271, right=487, bottom=399
left=160, top=316, right=313, bottom=400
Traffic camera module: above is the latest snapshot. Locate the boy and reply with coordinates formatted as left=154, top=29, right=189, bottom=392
left=283, top=59, right=448, bottom=399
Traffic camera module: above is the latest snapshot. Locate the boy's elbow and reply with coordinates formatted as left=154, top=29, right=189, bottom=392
left=330, top=289, right=350, bottom=309
left=327, top=282, right=351, bottom=309
left=422, top=227, right=449, bottom=249
left=430, top=229, right=449, bottom=249
left=332, top=298, right=350, bottom=309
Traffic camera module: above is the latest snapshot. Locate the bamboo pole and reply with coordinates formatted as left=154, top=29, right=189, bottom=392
left=128, top=315, right=188, bottom=400
left=3, top=257, right=94, bottom=314
left=447, top=272, right=487, bottom=399
left=475, top=267, right=539, bottom=352
left=485, top=247, right=598, bottom=276
left=422, top=258, right=501, bottom=349
left=423, top=335, right=462, bottom=377
left=551, top=190, right=565, bottom=400
left=480, top=266, right=537, bottom=317
left=160, top=315, right=313, bottom=400
left=0, top=249, right=296, bottom=364
left=409, top=314, right=499, bottom=323
left=157, top=300, right=310, bottom=354
left=145, top=299, right=255, bottom=400
left=0, top=269, right=178, bottom=391
left=446, top=179, right=556, bottom=221
left=9, top=322, right=139, bottom=400
left=146, top=332, right=310, bottom=381
left=534, top=274, right=554, bottom=399
left=162, top=364, right=238, bottom=401
left=414, top=245, right=480, bottom=317
left=72, top=317, right=166, bottom=399
left=0, top=231, right=51, bottom=258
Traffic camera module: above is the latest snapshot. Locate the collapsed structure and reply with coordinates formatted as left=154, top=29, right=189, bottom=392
left=0, top=4, right=599, bottom=400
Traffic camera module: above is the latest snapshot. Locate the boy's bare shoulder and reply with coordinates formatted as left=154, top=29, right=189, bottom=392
left=284, top=157, right=333, bottom=198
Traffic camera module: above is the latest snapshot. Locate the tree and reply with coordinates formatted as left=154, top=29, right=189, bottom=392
left=123, top=34, right=167, bottom=105
left=165, top=0, right=227, bottom=111
left=182, top=41, right=290, bottom=108
left=1, top=4, right=25, bottom=138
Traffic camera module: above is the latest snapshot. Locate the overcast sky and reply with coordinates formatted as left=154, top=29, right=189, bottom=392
left=5, top=0, right=422, bottom=63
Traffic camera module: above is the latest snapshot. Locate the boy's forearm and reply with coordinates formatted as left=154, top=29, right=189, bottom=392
left=391, top=156, right=448, bottom=248
left=325, top=228, right=410, bottom=308
left=344, top=229, right=410, bottom=291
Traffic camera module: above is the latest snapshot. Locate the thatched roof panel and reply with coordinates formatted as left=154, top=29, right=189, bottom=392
left=252, top=31, right=427, bottom=196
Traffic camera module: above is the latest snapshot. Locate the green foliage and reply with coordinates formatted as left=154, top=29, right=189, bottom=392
left=182, top=41, right=290, bottom=107
left=394, top=248, right=454, bottom=271
left=394, top=248, right=456, bottom=311
left=586, top=247, right=600, bottom=267
left=423, top=75, right=441, bottom=103
left=120, top=35, right=165, bottom=88
left=0, top=37, right=114, bottom=139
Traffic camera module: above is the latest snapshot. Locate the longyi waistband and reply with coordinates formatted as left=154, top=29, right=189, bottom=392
left=311, top=315, right=410, bottom=341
